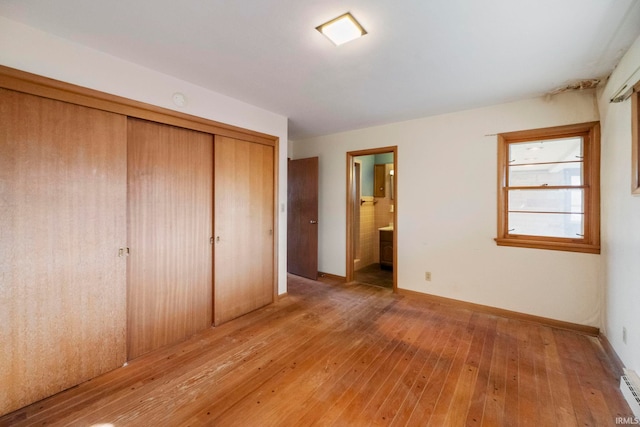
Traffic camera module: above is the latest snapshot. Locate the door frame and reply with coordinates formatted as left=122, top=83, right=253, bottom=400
left=346, top=146, right=398, bottom=291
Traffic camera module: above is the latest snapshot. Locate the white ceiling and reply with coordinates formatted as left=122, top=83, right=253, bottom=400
left=1, top=0, right=640, bottom=140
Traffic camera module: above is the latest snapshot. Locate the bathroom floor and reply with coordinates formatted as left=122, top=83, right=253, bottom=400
left=354, top=263, right=393, bottom=288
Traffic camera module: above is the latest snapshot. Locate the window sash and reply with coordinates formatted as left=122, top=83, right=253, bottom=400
left=632, top=81, right=640, bottom=194
left=507, top=161, right=583, bottom=187
left=508, top=136, right=583, bottom=166
left=496, top=122, right=600, bottom=253
left=507, top=212, right=584, bottom=239
left=507, top=188, right=584, bottom=214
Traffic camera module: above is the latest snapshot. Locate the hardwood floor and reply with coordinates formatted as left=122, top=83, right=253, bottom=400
left=1, top=274, right=632, bottom=426
left=355, top=263, right=394, bottom=288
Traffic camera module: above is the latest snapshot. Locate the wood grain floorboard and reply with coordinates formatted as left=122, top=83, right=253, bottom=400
left=281, top=299, right=406, bottom=425
left=388, top=316, right=455, bottom=426
left=464, top=316, right=497, bottom=427
left=479, top=318, right=509, bottom=427
left=208, top=284, right=389, bottom=425
left=373, top=312, right=449, bottom=425
left=0, top=274, right=633, bottom=426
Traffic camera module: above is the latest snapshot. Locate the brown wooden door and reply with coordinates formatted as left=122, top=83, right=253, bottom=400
left=287, top=157, right=319, bottom=279
left=214, top=135, right=274, bottom=325
left=374, top=164, right=386, bottom=197
left=127, top=118, right=213, bottom=359
left=0, top=89, right=127, bottom=415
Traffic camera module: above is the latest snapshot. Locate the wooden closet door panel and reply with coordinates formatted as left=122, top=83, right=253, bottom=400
left=214, top=136, right=274, bottom=325
left=255, top=143, right=275, bottom=306
left=127, top=118, right=213, bottom=360
left=0, top=89, right=127, bottom=416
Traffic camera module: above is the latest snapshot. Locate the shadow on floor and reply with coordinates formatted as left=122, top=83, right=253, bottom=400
left=354, top=263, right=393, bottom=288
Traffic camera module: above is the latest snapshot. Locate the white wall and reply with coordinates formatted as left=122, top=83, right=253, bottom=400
left=294, top=90, right=602, bottom=326
left=598, top=34, right=640, bottom=372
left=0, top=16, right=289, bottom=295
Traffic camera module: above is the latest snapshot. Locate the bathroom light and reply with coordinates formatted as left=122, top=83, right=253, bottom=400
left=316, top=12, right=367, bottom=46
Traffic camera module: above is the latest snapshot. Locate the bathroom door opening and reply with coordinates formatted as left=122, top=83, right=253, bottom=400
left=346, top=147, right=397, bottom=291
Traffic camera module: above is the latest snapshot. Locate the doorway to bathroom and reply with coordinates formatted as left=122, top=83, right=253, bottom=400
left=346, top=146, right=397, bottom=291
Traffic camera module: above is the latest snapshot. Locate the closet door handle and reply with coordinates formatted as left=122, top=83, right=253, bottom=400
left=310, top=220, right=317, bottom=224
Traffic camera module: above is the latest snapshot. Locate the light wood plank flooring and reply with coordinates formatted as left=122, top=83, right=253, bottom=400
left=1, top=274, right=632, bottom=426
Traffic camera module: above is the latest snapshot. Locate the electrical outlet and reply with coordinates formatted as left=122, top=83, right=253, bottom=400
left=425, top=272, right=431, bottom=281
left=623, top=327, right=627, bottom=344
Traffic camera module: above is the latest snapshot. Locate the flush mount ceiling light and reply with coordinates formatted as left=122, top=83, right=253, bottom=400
left=316, top=12, right=367, bottom=46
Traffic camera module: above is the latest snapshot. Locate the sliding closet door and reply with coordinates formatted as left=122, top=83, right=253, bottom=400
left=0, top=89, right=127, bottom=416
left=127, top=118, right=213, bottom=359
left=214, top=135, right=274, bottom=325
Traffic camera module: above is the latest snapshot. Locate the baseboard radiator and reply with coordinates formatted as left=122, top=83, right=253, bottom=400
left=621, top=370, right=640, bottom=419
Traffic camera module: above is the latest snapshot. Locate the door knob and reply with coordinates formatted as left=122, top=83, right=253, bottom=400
left=310, top=220, right=318, bottom=224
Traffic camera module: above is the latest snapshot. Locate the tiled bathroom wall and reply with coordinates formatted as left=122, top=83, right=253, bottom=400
left=373, top=163, right=394, bottom=263
left=356, top=163, right=394, bottom=271
left=357, top=196, right=376, bottom=269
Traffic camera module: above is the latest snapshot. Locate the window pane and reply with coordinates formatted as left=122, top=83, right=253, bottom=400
left=508, top=189, right=583, bottom=213
left=508, top=212, right=584, bottom=238
left=509, top=136, right=583, bottom=165
left=508, top=161, right=582, bottom=187
left=497, top=122, right=599, bottom=252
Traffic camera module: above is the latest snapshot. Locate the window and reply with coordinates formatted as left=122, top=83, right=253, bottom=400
left=632, top=80, right=640, bottom=195
left=496, top=122, right=600, bottom=253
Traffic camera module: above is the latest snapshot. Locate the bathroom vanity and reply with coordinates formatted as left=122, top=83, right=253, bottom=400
left=379, top=226, right=393, bottom=269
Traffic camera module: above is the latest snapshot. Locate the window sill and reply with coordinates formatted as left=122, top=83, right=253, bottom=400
left=495, top=238, right=600, bottom=254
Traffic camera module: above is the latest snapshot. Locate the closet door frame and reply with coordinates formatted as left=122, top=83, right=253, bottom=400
left=0, top=66, right=277, bottom=146
left=0, top=65, right=280, bottom=336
